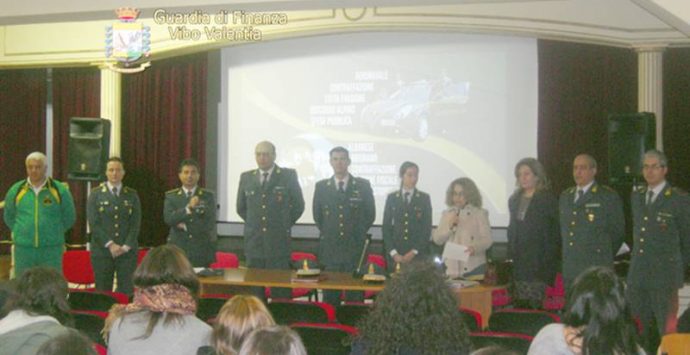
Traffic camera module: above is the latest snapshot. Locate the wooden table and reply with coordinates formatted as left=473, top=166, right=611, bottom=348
left=199, top=268, right=502, bottom=328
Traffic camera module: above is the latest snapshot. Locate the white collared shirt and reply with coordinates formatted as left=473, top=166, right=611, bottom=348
left=27, top=178, right=47, bottom=195
left=182, top=186, right=197, bottom=197
left=575, top=181, right=594, bottom=202
left=260, top=165, right=275, bottom=184
left=334, top=175, right=350, bottom=191
left=647, top=181, right=667, bottom=204
left=106, top=182, right=123, bottom=195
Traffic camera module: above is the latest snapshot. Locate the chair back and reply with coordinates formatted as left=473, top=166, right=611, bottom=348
left=209, top=252, right=239, bottom=269
left=68, top=290, right=119, bottom=313
left=71, top=310, right=106, bottom=345
left=336, top=303, right=372, bottom=327
left=62, top=250, right=95, bottom=286
left=488, top=309, right=560, bottom=337
left=459, top=307, right=482, bottom=332
left=197, top=296, right=230, bottom=323
left=268, top=300, right=336, bottom=325
left=291, top=322, right=357, bottom=355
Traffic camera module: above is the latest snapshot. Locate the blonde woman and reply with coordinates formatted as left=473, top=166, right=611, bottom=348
left=432, top=177, right=492, bottom=278
left=199, top=295, right=275, bottom=355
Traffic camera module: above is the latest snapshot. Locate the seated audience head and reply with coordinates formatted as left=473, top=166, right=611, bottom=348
left=355, top=260, right=471, bottom=354
left=213, top=295, right=275, bottom=355
left=104, top=244, right=199, bottom=340
left=0, top=280, right=17, bottom=319
left=8, top=267, right=71, bottom=325
left=563, top=266, right=639, bottom=354
left=446, top=177, right=482, bottom=208
left=238, top=325, right=306, bottom=355
left=36, top=328, right=97, bottom=355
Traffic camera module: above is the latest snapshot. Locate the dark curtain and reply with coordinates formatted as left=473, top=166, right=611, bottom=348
left=121, top=53, right=208, bottom=247
left=0, top=69, right=47, bottom=250
left=537, top=40, right=637, bottom=194
left=52, top=68, right=101, bottom=245
left=663, top=48, right=690, bottom=191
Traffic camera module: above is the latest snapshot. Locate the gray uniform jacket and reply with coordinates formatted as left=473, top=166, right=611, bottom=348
left=164, top=187, right=217, bottom=267
left=313, top=175, right=375, bottom=267
left=87, top=183, right=141, bottom=250
left=627, top=184, right=690, bottom=290
left=559, top=182, right=624, bottom=286
left=236, top=166, right=304, bottom=259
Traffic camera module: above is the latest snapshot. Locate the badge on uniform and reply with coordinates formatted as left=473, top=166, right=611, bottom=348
left=43, top=197, right=53, bottom=206
left=587, top=213, right=595, bottom=222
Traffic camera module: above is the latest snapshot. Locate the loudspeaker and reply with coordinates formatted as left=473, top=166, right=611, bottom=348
left=607, top=112, right=655, bottom=184
left=68, top=117, right=111, bottom=181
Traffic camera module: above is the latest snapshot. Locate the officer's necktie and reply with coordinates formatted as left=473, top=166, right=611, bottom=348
left=187, top=190, right=192, bottom=199
left=646, top=190, right=654, bottom=205
left=404, top=191, right=411, bottom=205
left=112, top=186, right=118, bottom=197
left=575, top=189, right=584, bottom=203
left=261, top=172, right=269, bottom=188
left=338, top=180, right=345, bottom=193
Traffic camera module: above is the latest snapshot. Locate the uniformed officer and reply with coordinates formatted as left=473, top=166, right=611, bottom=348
left=164, top=158, right=217, bottom=267
left=628, top=149, right=690, bottom=351
left=313, top=146, right=375, bottom=306
left=237, top=141, right=304, bottom=299
left=559, top=154, right=624, bottom=288
left=382, top=161, right=432, bottom=273
left=87, top=157, right=141, bottom=295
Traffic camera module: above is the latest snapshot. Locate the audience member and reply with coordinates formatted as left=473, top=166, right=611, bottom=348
left=0, top=267, right=72, bottom=355
left=238, top=325, right=306, bottom=355
left=528, top=266, right=643, bottom=355
left=198, top=295, right=276, bottom=355
left=36, top=328, right=98, bottom=355
left=352, top=260, right=471, bottom=354
left=104, top=244, right=211, bottom=355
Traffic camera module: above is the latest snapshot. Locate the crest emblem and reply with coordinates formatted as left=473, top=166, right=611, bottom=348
left=105, top=8, right=151, bottom=73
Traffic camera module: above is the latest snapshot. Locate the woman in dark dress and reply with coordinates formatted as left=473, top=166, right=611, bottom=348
left=507, top=158, right=560, bottom=309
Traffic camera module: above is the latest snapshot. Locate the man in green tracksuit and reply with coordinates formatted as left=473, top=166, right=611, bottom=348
left=3, top=152, right=76, bottom=276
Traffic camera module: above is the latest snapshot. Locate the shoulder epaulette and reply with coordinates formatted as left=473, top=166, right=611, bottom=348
left=566, top=187, right=576, bottom=193
left=91, top=183, right=106, bottom=192
left=669, top=187, right=687, bottom=196
left=123, top=186, right=137, bottom=193
left=166, top=188, right=181, bottom=194
left=601, top=185, right=616, bottom=192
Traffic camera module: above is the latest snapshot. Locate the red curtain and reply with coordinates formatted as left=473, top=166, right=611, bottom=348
left=52, top=68, right=101, bottom=245
left=0, top=69, right=47, bottom=249
left=121, top=53, right=208, bottom=246
left=537, top=40, right=637, bottom=194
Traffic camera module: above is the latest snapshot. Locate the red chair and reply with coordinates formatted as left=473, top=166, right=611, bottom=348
left=136, top=248, right=149, bottom=266
left=93, top=343, right=107, bottom=355
left=267, top=300, right=336, bottom=325
left=488, top=309, right=560, bottom=337
left=267, top=252, right=317, bottom=301
left=62, top=250, right=95, bottom=289
left=291, top=322, right=358, bottom=355
left=491, top=288, right=512, bottom=308
left=209, top=252, right=239, bottom=269
left=459, top=307, right=482, bottom=332
left=543, top=272, right=565, bottom=310
left=469, top=331, right=534, bottom=353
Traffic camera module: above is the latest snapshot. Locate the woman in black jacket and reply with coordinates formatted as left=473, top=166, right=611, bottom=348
left=507, top=157, right=560, bottom=309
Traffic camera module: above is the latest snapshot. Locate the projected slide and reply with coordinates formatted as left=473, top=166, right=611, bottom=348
left=218, top=32, right=538, bottom=227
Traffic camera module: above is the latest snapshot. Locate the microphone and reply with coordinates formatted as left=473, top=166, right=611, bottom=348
left=353, top=233, right=372, bottom=278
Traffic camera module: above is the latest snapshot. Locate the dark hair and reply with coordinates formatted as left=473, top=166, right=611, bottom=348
left=0, top=280, right=16, bottom=319
left=563, top=266, right=639, bottom=355
left=239, top=325, right=306, bottom=355
left=399, top=161, right=419, bottom=178
left=10, top=267, right=72, bottom=325
left=129, top=244, right=200, bottom=339
left=445, top=177, right=482, bottom=208
left=329, top=146, right=350, bottom=160
left=677, top=307, right=690, bottom=333
left=178, top=158, right=200, bottom=173
left=36, top=328, right=97, bottom=355
left=355, top=260, right=471, bottom=354
left=107, top=156, right=124, bottom=169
